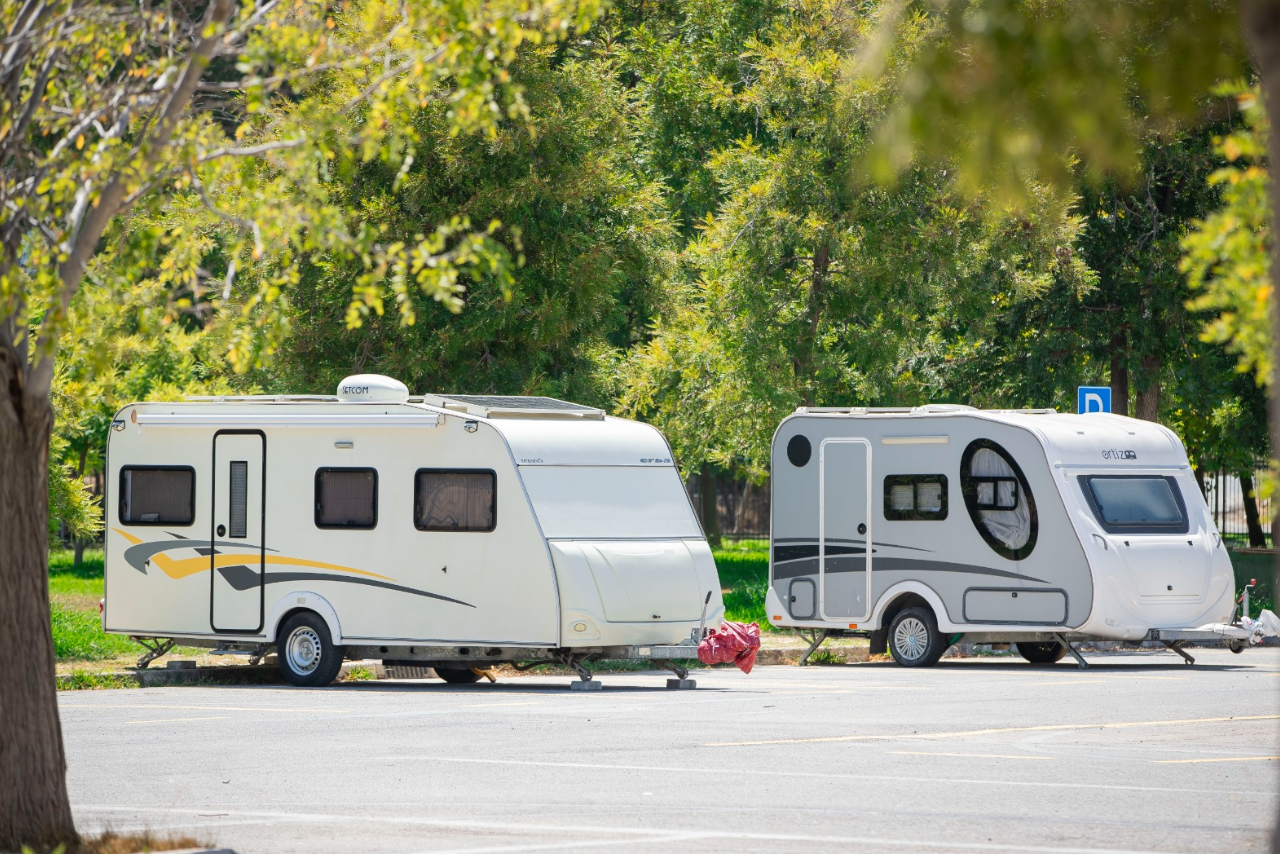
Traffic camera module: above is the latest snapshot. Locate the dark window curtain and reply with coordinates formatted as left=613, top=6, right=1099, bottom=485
left=416, top=472, right=494, bottom=531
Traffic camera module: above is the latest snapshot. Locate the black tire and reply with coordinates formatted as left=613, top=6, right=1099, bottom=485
left=436, top=666, right=483, bottom=684
left=277, top=612, right=344, bottom=687
left=1016, top=640, right=1068, bottom=664
left=888, top=606, right=946, bottom=667
left=1228, top=641, right=1246, bottom=654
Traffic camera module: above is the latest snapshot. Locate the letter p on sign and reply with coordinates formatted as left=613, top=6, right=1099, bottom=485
left=1077, top=386, right=1112, bottom=414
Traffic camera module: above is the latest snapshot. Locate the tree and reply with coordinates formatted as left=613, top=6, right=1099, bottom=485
left=0, top=0, right=595, bottom=846
left=617, top=0, right=1091, bottom=481
left=263, top=47, right=677, bottom=403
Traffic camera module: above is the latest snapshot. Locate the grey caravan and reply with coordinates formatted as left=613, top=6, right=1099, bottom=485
left=766, top=405, right=1242, bottom=667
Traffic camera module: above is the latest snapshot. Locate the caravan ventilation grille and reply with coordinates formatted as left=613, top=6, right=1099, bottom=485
left=441, top=395, right=599, bottom=413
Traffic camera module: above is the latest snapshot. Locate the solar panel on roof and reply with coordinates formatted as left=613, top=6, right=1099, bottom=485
left=443, top=395, right=599, bottom=412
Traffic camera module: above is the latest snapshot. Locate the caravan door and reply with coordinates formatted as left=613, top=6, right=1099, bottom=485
left=820, top=438, right=872, bottom=623
left=210, top=431, right=266, bottom=633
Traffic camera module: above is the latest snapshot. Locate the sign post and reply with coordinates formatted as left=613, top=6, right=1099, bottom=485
left=1077, top=386, right=1112, bottom=414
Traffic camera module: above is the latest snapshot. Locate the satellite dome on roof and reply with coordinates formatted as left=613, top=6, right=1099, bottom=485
left=336, top=374, right=409, bottom=404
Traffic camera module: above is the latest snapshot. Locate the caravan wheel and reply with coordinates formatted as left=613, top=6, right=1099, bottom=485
left=1016, top=641, right=1068, bottom=664
left=278, top=612, right=343, bottom=687
left=888, top=607, right=945, bottom=667
left=436, top=667, right=483, bottom=684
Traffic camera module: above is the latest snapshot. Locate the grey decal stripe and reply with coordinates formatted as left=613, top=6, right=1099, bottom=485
left=773, top=537, right=933, bottom=553
left=773, top=555, right=1049, bottom=585
left=124, top=539, right=278, bottom=573
left=216, top=565, right=476, bottom=609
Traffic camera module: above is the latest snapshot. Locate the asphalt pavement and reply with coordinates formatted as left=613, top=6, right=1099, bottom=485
left=61, top=647, right=1279, bottom=854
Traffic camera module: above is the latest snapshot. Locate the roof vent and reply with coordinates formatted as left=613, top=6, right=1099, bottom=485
left=336, top=374, right=409, bottom=404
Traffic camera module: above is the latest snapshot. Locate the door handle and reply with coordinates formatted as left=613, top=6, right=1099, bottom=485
left=1091, top=533, right=1107, bottom=550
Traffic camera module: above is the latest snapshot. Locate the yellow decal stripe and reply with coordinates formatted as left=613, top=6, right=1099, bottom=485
left=114, top=528, right=143, bottom=545
left=126, top=541, right=396, bottom=583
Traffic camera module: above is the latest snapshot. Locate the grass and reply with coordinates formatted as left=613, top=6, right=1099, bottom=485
left=48, top=549, right=204, bottom=666
left=48, top=550, right=140, bottom=661
left=712, top=540, right=777, bottom=631
left=21, top=829, right=208, bottom=854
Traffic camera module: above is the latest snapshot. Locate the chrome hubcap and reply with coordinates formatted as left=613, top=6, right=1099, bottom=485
left=286, top=626, right=323, bottom=674
left=894, top=617, right=930, bottom=662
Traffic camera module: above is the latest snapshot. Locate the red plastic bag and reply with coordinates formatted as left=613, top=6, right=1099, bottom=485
left=697, top=621, right=761, bottom=674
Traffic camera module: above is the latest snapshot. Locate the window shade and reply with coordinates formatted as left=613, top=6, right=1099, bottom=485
left=120, top=467, right=194, bottom=525
left=316, top=469, right=377, bottom=528
left=415, top=470, right=495, bottom=532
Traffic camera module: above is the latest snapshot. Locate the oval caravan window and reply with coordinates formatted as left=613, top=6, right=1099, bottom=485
left=960, top=439, right=1038, bottom=560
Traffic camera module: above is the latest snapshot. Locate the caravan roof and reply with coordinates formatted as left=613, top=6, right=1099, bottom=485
left=785, top=406, right=1188, bottom=470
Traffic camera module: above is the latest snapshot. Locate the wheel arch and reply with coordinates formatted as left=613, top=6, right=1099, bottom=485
left=871, top=582, right=950, bottom=631
left=265, top=591, right=343, bottom=644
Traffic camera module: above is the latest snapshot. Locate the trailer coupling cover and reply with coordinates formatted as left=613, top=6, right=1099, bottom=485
left=698, top=621, right=761, bottom=674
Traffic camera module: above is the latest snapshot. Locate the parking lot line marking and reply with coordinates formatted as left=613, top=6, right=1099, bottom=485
left=122, top=716, right=229, bottom=725
left=1155, top=755, right=1280, bottom=764
left=69, top=804, right=1219, bottom=854
left=1031, top=676, right=1189, bottom=685
left=410, top=756, right=1253, bottom=795
left=60, top=704, right=343, bottom=713
left=886, top=751, right=1054, bottom=761
left=706, top=714, right=1280, bottom=747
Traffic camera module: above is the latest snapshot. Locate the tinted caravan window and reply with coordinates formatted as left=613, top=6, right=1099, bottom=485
left=883, top=475, right=948, bottom=520
left=1080, top=475, right=1188, bottom=534
left=415, top=470, right=496, bottom=532
left=119, top=467, right=195, bottom=525
left=315, top=468, right=378, bottom=529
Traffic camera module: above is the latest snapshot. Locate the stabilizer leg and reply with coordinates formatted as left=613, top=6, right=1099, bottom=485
left=1052, top=633, right=1089, bottom=670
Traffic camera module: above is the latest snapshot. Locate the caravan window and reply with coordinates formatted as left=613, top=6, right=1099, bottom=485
left=960, top=439, right=1038, bottom=560
left=119, top=466, right=195, bottom=526
left=315, top=468, right=378, bottom=529
left=974, top=477, right=1018, bottom=510
left=1080, top=475, right=1188, bottom=534
left=415, top=470, right=496, bottom=532
left=883, top=475, right=948, bottom=520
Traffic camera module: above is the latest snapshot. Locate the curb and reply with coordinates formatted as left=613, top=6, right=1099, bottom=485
left=56, top=661, right=375, bottom=690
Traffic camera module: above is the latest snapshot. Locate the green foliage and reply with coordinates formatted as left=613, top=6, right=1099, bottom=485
left=49, top=603, right=138, bottom=662
left=266, top=47, right=677, bottom=400
left=714, top=545, right=776, bottom=630
left=3, top=0, right=603, bottom=386
left=618, top=0, right=1092, bottom=479
left=867, top=0, right=1248, bottom=199
left=1183, top=83, right=1274, bottom=386
left=48, top=550, right=139, bottom=661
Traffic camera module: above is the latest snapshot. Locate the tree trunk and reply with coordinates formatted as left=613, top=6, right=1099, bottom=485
left=0, top=390, right=77, bottom=850
left=73, top=444, right=89, bottom=568
left=1237, top=4, right=1280, bottom=850
left=1109, top=330, right=1130, bottom=417
left=1194, top=464, right=1207, bottom=499
left=1242, top=472, right=1268, bottom=548
left=700, top=465, right=721, bottom=547
left=735, top=479, right=754, bottom=534
left=1134, top=353, right=1161, bottom=421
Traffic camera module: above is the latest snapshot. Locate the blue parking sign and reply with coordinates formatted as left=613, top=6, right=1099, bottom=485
left=1077, top=386, right=1111, bottom=414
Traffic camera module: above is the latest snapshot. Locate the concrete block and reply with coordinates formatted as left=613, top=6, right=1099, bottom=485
left=666, top=678, right=697, bottom=689
left=569, top=680, right=602, bottom=691
left=165, top=660, right=197, bottom=670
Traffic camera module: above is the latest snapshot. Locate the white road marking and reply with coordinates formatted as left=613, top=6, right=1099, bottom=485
left=122, top=716, right=229, bottom=725
left=886, top=751, right=1054, bottom=761
left=370, top=756, right=1261, bottom=796
left=1156, top=755, right=1280, bottom=764
left=69, top=805, right=1221, bottom=854
left=709, top=714, right=1280, bottom=746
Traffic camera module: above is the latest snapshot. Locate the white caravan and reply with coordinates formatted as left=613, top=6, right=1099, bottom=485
left=103, top=375, right=722, bottom=688
left=767, top=405, right=1251, bottom=668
